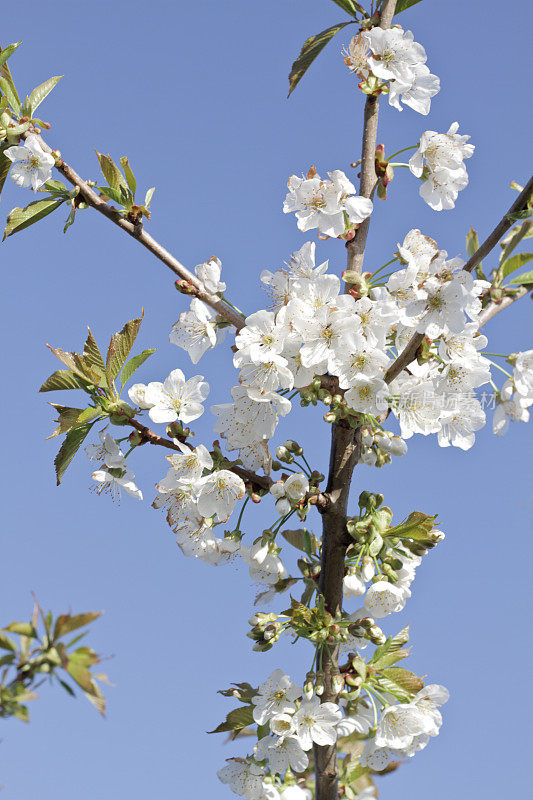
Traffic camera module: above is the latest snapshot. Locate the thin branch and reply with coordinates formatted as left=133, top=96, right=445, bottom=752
left=127, top=417, right=272, bottom=489
left=476, top=286, right=530, bottom=327
left=345, top=0, right=397, bottom=275
left=384, top=176, right=533, bottom=384
left=23, top=131, right=246, bottom=331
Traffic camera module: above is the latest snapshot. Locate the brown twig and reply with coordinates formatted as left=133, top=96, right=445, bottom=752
left=22, top=131, right=247, bottom=331
left=127, top=417, right=272, bottom=489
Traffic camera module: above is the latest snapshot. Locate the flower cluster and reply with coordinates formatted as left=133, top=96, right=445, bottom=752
left=87, top=428, right=143, bottom=501
left=493, top=349, right=533, bottom=434
left=361, top=685, right=449, bottom=770
left=409, top=122, right=475, bottom=210
left=345, top=27, right=440, bottom=115
left=217, top=670, right=342, bottom=800
left=283, top=168, right=373, bottom=238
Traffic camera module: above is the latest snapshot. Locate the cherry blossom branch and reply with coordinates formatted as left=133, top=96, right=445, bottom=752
left=384, top=175, right=533, bottom=384
left=345, top=0, right=398, bottom=274
left=22, top=131, right=246, bottom=331
left=476, top=285, right=530, bottom=327
left=315, top=4, right=398, bottom=800
left=126, top=417, right=273, bottom=490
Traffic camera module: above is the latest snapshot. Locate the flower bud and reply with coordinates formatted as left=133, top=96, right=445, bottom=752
left=332, top=672, right=345, bottom=693
left=315, top=671, right=325, bottom=696
left=323, top=411, right=337, bottom=424
left=368, top=625, right=386, bottom=645
left=128, top=430, right=145, bottom=447
left=304, top=672, right=315, bottom=700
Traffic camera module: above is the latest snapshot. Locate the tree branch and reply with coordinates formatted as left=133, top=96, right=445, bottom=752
left=23, top=131, right=246, bottom=331
left=345, top=0, right=398, bottom=274
left=315, top=4, right=398, bottom=799
left=127, top=417, right=272, bottom=489
left=476, top=285, right=530, bottom=327
left=384, top=176, right=533, bottom=385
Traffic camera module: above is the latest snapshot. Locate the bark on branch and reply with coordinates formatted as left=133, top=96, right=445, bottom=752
left=314, top=4, right=398, bottom=799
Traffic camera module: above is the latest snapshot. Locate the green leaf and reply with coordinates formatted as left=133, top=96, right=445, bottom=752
left=0, top=141, right=13, bottom=200
left=499, top=221, right=533, bottom=268
left=44, top=179, right=67, bottom=194
left=53, top=611, right=102, bottom=641
left=0, top=47, right=21, bottom=110
left=83, top=328, right=107, bottom=382
left=0, top=74, right=21, bottom=113
left=381, top=667, right=424, bottom=695
left=3, top=197, right=64, bottom=239
left=63, top=205, right=76, bottom=233
left=371, top=625, right=409, bottom=668
left=120, top=156, right=136, bottom=197
left=501, top=252, right=533, bottom=280
left=0, top=654, right=15, bottom=667
left=3, top=622, right=37, bottom=638
left=395, top=0, right=424, bottom=13
left=106, top=313, right=144, bottom=382
left=95, top=151, right=127, bottom=191
left=46, top=346, right=102, bottom=384
left=48, top=405, right=102, bottom=438
left=144, top=187, right=155, bottom=207
left=27, top=75, right=62, bottom=115
left=0, top=42, right=21, bottom=69
left=57, top=678, right=76, bottom=697
left=346, top=763, right=368, bottom=784
left=13, top=704, right=30, bottom=722
left=329, top=0, right=364, bottom=18
left=48, top=405, right=88, bottom=438
left=387, top=511, right=437, bottom=541
left=466, top=227, right=479, bottom=258
left=98, top=185, right=126, bottom=206
left=39, top=369, right=90, bottom=392
left=0, top=632, right=17, bottom=651
left=281, top=528, right=318, bottom=556
left=120, top=348, right=156, bottom=386
left=208, top=704, right=254, bottom=736
left=54, top=422, right=95, bottom=485
left=288, top=22, right=354, bottom=97
left=371, top=648, right=410, bottom=669
left=508, top=269, right=533, bottom=286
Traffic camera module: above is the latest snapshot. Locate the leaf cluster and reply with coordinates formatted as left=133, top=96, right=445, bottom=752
left=0, top=600, right=107, bottom=721
left=39, top=314, right=155, bottom=484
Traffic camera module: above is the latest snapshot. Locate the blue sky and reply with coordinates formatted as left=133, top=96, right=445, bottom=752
left=0, top=1, right=531, bottom=798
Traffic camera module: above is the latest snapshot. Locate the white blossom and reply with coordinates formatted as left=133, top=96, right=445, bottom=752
left=375, top=703, right=432, bottom=749
left=251, top=670, right=302, bottom=725
left=92, top=466, right=142, bottom=501
left=242, top=541, right=287, bottom=586
left=254, top=735, right=309, bottom=774
left=363, top=580, right=409, bottom=618
left=195, top=256, right=226, bottom=294
left=85, top=429, right=125, bottom=468
left=197, top=469, right=245, bottom=522
left=345, top=375, right=389, bottom=417
left=293, top=695, right=342, bottom=750
left=283, top=169, right=372, bottom=237
left=217, top=759, right=265, bottom=800
left=165, top=441, right=213, bottom=481
left=128, top=382, right=155, bottom=409
left=5, top=134, right=55, bottom=191
left=144, top=369, right=209, bottom=424
left=170, top=298, right=223, bottom=363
